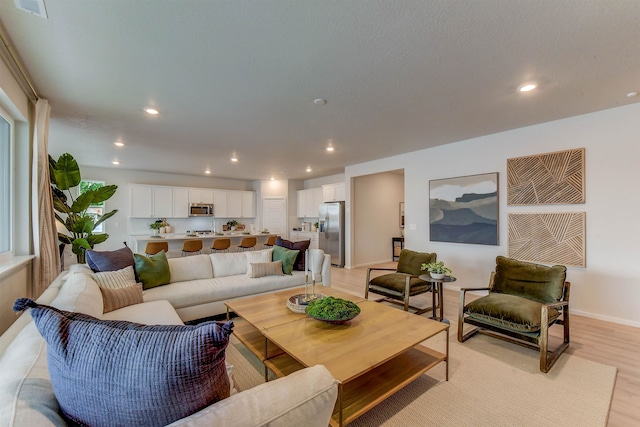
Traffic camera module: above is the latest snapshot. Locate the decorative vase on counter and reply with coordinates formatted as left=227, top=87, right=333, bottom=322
left=152, top=229, right=159, bottom=236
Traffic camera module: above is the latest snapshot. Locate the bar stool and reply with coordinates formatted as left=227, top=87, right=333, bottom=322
left=145, top=241, right=168, bottom=256
left=181, top=239, right=203, bottom=256
left=211, top=238, right=231, bottom=253
left=237, top=237, right=256, bottom=251
left=263, top=235, right=277, bottom=248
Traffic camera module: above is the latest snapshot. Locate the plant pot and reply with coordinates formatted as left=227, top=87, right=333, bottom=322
left=430, top=272, right=445, bottom=280
left=152, top=229, right=159, bottom=236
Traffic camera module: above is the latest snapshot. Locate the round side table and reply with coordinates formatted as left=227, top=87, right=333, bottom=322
left=418, top=274, right=456, bottom=323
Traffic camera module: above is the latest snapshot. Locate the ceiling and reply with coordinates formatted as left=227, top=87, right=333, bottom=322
left=1, top=0, right=639, bottom=181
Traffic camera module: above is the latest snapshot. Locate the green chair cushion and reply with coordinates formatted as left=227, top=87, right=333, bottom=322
left=464, top=293, right=560, bottom=333
left=397, top=249, right=436, bottom=276
left=369, top=274, right=430, bottom=296
left=493, top=256, right=566, bottom=304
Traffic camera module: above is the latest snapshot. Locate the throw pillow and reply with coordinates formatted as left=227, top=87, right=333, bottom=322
left=85, top=246, right=135, bottom=272
left=276, top=237, right=310, bottom=271
left=100, top=284, right=144, bottom=313
left=272, top=245, right=299, bottom=275
left=250, top=260, right=284, bottom=278
left=92, top=265, right=136, bottom=289
left=13, top=298, right=233, bottom=427
left=397, top=249, right=437, bottom=277
left=134, top=251, right=171, bottom=290
left=246, top=248, right=274, bottom=276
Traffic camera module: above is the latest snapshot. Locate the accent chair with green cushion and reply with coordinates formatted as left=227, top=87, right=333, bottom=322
left=365, top=249, right=437, bottom=315
left=458, top=255, right=570, bottom=373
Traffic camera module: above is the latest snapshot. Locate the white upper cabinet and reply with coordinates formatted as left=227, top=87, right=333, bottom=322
left=297, top=188, right=323, bottom=218
left=130, top=185, right=153, bottom=217
left=152, top=187, right=174, bottom=218
left=322, top=183, right=345, bottom=202
left=213, top=190, right=228, bottom=217
left=226, top=191, right=242, bottom=218
left=172, top=188, right=190, bottom=218
left=188, top=188, right=214, bottom=204
left=241, top=191, right=255, bottom=218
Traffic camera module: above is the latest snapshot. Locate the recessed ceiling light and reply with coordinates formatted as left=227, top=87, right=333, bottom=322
left=205, top=170, right=211, bottom=174
left=627, top=91, right=638, bottom=98
left=112, top=160, right=120, bottom=165
left=306, top=166, right=312, bottom=172
left=230, top=156, right=238, bottom=162
left=326, top=146, right=334, bottom=152
left=114, top=141, right=124, bottom=147
left=270, top=177, right=275, bottom=181
left=314, top=98, right=327, bottom=105
left=518, top=83, right=537, bottom=93
left=144, top=107, right=159, bottom=115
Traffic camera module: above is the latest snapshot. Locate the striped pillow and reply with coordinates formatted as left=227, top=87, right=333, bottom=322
left=250, top=260, right=284, bottom=278
left=92, top=266, right=136, bottom=289
left=100, top=284, right=143, bottom=313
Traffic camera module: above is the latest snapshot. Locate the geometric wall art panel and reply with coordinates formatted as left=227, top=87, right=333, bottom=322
left=430, top=173, right=498, bottom=245
left=508, top=212, right=586, bottom=267
left=507, top=148, right=585, bottom=205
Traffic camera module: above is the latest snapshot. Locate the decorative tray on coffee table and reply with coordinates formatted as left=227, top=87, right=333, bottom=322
left=286, top=294, right=326, bottom=314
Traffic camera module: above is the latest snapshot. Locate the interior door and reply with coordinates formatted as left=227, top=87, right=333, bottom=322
left=262, top=197, right=286, bottom=237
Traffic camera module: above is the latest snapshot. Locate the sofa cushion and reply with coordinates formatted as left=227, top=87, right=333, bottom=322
left=85, top=246, right=135, bottom=272
left=0, top=322, right=65, bottom=427
left=276, top=238, right=310, bottom=271
left=397, top=249, right=436, bottom=276
left=493, top=256, right=567, bottom=304
left=92, top=265, right=136, bottom=289
left=50, top=270, right=103, bottom=318
left=168, top=254, right=214, bottom=283
left=272, top=245, right=299, bottom=275
left=14, top=299, right=234, bottom=427
left=210, top=252, right=248, bottom=278
left=246, top=249, right=274, bottom=276
left=100, top=284, right=144, bottom=313
left=134, top=251, right=171, bottom=290
left=250, top=260, right=284, bottom=278
left=102, top=299, right=184, bottom=324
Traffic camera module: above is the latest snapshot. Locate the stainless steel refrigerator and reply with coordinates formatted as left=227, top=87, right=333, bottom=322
left=319, top=201, right=345, bottom=267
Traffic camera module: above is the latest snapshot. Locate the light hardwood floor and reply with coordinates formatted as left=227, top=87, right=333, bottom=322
left=329, top=263, right=640, bottom=426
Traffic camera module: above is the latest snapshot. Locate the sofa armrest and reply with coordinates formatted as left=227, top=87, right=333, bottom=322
left=167, top=365, right=338, bottom=427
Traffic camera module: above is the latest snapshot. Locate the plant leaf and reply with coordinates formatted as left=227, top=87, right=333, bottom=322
left=90, top=185, right=118, bottom=204
left=51, top=187, right=70, bottom=214
left=72, top=192, right=94, bottom=213
left=51, top=153, right=81, bottom=190
left=72, top=238, right=91, bottom=254
left=72, top=215, right=95, bottom=234
left=93, top=209, right=117, bottom=228
left=87, top=233, right=108, bottom=245
left=58, top=232, right=73, bottom=245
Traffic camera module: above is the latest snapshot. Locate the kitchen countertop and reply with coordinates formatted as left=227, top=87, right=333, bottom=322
left=132, top=232, right=275, bottom=241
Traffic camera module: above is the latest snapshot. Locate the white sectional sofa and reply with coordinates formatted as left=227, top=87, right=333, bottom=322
left=0, top=248, right=337, bottom=427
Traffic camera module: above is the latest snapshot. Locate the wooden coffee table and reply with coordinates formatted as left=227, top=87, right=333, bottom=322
left=226, top=287, right=449, bottom=427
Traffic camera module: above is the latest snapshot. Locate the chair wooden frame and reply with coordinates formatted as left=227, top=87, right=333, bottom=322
left=365, top=267, right=438, bottom=316
left=458, top=272, right=571, bottom=373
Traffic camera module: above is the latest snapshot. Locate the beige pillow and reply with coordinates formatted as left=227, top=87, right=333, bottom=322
left=246, top=249, right=274, bottom=276
left=93, top=266, right=137, bottom=289
left=250, top=260, right=284, bottom=278
left=100, top=284, right=144, bottom=313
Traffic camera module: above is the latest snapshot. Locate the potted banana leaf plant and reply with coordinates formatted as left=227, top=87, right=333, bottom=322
left=50, top=153, right=118, bottom=264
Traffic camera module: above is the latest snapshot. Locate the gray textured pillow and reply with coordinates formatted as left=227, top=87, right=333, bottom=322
left=85, top=246, right=135, bottom=272
left=13, top=298, right=233, bottom=427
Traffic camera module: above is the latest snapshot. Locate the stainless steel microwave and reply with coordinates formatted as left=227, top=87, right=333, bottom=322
left=189, top=203, right=214, bottom=217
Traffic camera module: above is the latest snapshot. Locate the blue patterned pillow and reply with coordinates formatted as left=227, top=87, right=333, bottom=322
left=13, top=298, right=233, bottom=427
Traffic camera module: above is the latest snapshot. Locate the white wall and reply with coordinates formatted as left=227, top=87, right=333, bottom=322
left=352, top=171, right=404, bottom=267
left=346, top=103, right=640, bottom=327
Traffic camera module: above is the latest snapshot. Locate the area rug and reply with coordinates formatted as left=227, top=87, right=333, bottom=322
left=225, top=319, right=617, bottom=427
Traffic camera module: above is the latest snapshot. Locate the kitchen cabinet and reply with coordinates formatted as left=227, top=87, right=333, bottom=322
left=172, top=188, right=189, bottom=218
left=188, top=188, right=214, bottom=204
left=213, top=190, right=228, bottom=217
left=241, top=191, right=255, bottom=218
left=290, top=231, right=319, bottom=250
left=297, top=188, right=322, bottom=218
left=129, top=184, right=174, bottom=218
left=226, top=191, right=242, bottom=218
left=322, top=183, right=345, bottom=202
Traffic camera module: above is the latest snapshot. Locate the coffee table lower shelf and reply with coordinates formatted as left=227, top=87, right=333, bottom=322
left=264, top=345, right=446, bottom=427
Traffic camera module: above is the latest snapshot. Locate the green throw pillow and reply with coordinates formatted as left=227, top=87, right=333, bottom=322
left=272, top=245, right=299, bottom=275
left=134, top=251, right=171, bottom=290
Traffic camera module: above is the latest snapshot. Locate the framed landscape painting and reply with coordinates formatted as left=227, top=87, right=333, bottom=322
left=429, top=173, right=498, bottom=245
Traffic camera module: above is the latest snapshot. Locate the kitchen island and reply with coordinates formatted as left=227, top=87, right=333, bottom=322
left=130, top=232, right=275, bottom=257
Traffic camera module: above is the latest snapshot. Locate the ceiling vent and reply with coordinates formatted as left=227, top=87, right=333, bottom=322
left=14, top=0, right=48, bottom=19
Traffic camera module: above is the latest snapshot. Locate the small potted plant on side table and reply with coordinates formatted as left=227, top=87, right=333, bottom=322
left=421, top=261, right=453, bottom=280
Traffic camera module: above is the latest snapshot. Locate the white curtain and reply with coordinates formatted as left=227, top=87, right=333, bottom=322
left=31, top=98, right=60, bottom=297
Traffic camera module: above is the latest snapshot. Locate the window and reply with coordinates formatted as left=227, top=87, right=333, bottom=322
left=79, top=180, right=106, bottom=233
left=0, top=110, right=13, bottom=260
